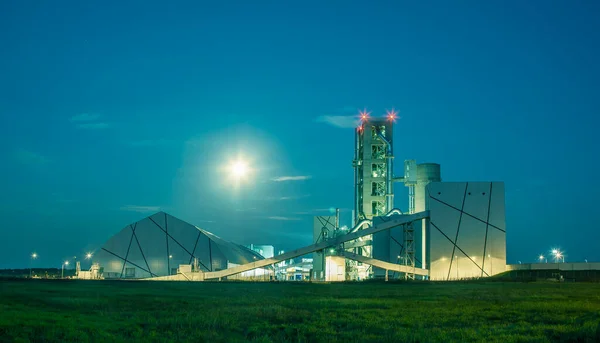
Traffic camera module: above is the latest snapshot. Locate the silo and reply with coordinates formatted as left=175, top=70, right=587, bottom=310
left=414, top=163, right=441, bottom=270
left=414, top=163, right=441, bottom=212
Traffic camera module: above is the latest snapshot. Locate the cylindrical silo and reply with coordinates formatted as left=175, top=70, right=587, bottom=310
left=414, top=163, right=441, bottom=271
left=414, top=163, right=441, bottom=213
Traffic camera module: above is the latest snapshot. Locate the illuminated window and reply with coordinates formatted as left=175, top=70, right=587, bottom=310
left=372, top=200, right=385, bottom=215
left=372, top=163, right=386, bottom=178
left=371, top=126, right=386, bottom=139
left=372, top=145, right=385, bottom=159
left=371, top=182, right=385, bottom=196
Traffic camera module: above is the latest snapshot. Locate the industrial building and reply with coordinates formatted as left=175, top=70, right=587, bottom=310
left=82, top=110, right=507, bottom=282
left=93, top=212, right=264, bottom=279
left=309, top=112, right=506, bottom=281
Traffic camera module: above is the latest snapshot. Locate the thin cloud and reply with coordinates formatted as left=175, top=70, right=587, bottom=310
left=271, top=175, right=312, bottom=182
left=120, top=205, right=161, bottom=213
left=235, top=208, right=257, bottom=212
left=315, top=115, right=359, bottom=129
left=70, top=113, right=110, bottom=129
left=265, top=195, right=310, bottom=201
left=312, top=208, right=351, bottom=213
left=14, top=149, right=50, bottom=165
left=266, top=216, right=302, bottom=221
left=70, top=113, right=100, bottom=122
left=77, top=122, right=110, bottom=130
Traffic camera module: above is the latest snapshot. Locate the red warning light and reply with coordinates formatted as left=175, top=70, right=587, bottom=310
left=359, top=109, right=371, bottom=122
left=386, top=108, right=398, bottom=122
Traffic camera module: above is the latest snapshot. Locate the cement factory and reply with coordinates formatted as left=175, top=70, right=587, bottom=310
left=79, top=110, right=509, bottom=282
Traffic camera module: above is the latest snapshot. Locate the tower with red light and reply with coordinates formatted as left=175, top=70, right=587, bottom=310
left=349, top=109, right=396, bottom=269
left=352, top=109, right=396, bottom=224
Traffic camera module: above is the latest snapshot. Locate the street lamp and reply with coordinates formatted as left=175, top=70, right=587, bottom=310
left=539, top=254, right=547, bottom=263
left=552, top=249, right=565, bottom=263
left=30, top=253, right=37, bottom=278
left=86, top=253, right=92, bottom=259
left=62, top=261, right=69, bottom=279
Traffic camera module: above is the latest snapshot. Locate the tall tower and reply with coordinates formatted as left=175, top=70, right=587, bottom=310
left=353, top=112, right=395, bottom=223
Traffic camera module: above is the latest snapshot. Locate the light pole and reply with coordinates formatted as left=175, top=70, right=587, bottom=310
left=552, top=249, right=565, bottom=263
left=62, top=261, right=69, bottom=279
left=30, top=253, right=37, bottom=278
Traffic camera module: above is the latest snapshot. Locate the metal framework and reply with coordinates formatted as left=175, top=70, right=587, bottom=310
left=351, top=117, right=395, bottom=279
left=202, top=211, right=430, bottom=280
left=403, top=223, right=416, bottom=279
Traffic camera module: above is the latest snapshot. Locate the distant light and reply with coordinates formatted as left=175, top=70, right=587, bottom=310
left=359, top=109, right=371, bottom=122
left=552, top=249, right=558, bottom=255
left=31, top=253, right=37, bottom=259
left=386, top=108, right=398, bottom=122
left=487, top=254, right=491, bottom=258
left=64, top=261, right=69, bottom=265
left=330, top=249, right=335, bottom=253
left=230, top=160, right=248, bottom=179
left=169, top=255, right=173, bottom=259
left=539, top=255, right=544, bottom=261
left=86, top=253, right=92, bottom=259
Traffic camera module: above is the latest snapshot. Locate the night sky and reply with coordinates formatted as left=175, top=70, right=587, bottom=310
left=1, top=1, right=598, bottom=269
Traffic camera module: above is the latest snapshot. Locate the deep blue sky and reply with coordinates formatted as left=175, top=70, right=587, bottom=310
left=1, top=1, right=598, bottom=268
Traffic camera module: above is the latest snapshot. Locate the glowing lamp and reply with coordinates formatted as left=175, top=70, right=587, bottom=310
left=386, top=108, right=398, bottom=122
left=359, top=109, right=371, bottom=122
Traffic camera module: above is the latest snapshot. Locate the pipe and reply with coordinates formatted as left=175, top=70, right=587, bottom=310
left=349, top=219, right=372, bottom=233
left=376, top=131, right=394, bottom=212
left=385, top=208, right=404, bottom=216
left=353, top=127, right=359, bottom=225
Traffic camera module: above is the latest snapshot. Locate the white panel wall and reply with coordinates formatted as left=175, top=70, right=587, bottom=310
left=427, top=182, right=506, bottom=280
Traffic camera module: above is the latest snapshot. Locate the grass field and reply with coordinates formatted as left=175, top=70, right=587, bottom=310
left=1, top=280, right=599, bottom=342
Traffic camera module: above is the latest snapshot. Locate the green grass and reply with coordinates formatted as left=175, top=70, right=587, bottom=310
left=1, top=280, right=599, bottom=342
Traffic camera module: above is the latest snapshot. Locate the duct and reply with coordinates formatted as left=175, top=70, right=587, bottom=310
left=385, top=208, right=403, bottom=216
left=376, top=131, right=394, bottom=212
left=349, top=219, right=372, bottom=233
left=353, top=128, right=359, bottom=224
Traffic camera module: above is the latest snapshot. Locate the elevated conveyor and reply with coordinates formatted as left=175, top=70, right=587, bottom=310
left=341, top=251, right=428, bottom=276
left=203, top=211, right=429, bottom=280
